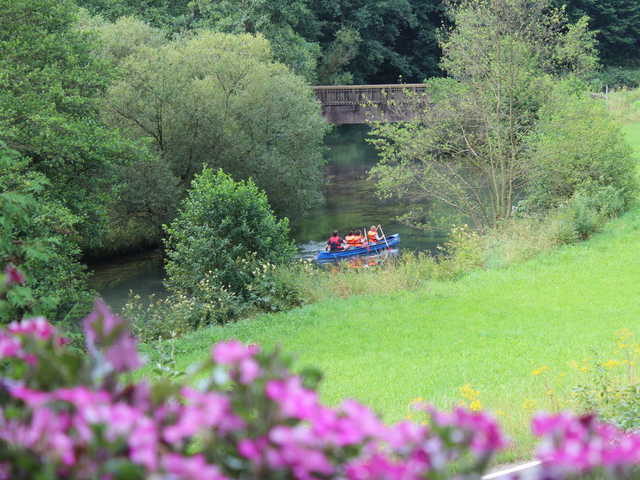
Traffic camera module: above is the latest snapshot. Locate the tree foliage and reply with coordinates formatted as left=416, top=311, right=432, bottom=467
left=526, top=81, right=637, bottom=212
left=0, top=146, right=92, bottom=324
left=559, top=0, right=640, bottom=67
left=164, top=169, right=295, bottom=318
left=0, top=0, right=148, bottom=247
left=104, top=30, right=328, bottom=219
left=369, top=0, right=599, bottom=229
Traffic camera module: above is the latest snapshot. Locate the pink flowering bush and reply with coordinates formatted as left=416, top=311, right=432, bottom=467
left=0, top=267, right=639, bottom=479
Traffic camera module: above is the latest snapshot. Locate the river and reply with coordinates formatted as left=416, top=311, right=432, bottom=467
left=89, top=125, right=446, bottom=311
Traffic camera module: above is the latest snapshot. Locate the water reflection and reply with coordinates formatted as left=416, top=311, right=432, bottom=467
left=91, top=125, right=446, bottom=309
left=293, top=125, right=445, bottom=253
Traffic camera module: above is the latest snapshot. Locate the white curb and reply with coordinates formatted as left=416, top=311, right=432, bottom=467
left=482, top=461, right=542, bottom=480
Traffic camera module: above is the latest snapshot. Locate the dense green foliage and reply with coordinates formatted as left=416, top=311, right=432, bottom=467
left=102, top=30, right=328, bottom=220
left=161, top=169, right=297, bottom=330
left=0, top=0, right=148, bottom=247
left=559, top=0, right=640, bottom=68
left=0, top=146, right=92, bottom=323
left=76, top=0, right=640, bottom=85
left=77, top=0, right=446, bottom=84
left=369, top=0, right=612, bottom=230
left=526, top=83, right=637, bottom=213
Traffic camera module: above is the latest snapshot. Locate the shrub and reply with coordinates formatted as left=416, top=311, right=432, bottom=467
left=526, top=82, right=637, bottom=214
left=163, top=168, right=297, bottom=323
left=2, top=268, right=640, bottom=479
left=435, top=225, right=485, bottom=279
left=0, top=147, right=93, bottom=324
left=573, top=329, right=640, bottom=432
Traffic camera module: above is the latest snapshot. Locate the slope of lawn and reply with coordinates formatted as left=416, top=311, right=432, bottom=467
left=157, top=121, right=640, bottom=460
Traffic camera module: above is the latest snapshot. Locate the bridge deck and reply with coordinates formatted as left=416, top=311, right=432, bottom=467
left=312, top=84, right=426, bottom=124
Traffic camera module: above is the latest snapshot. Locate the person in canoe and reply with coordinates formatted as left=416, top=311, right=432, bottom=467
left=367, top=225, right=381, bottom=244
left=344, top=231, right=356, bottom=247
left=326, top=231, right=345, bottom=252
left=354, top=229, right=366, bottom=247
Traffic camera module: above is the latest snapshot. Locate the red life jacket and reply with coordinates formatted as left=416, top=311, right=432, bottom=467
left=328, top=235, right=343, bottom=251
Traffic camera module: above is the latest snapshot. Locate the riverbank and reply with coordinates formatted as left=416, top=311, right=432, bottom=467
left=143, top=119, right=640, bottom=462
left=147, top=200, right=640, bottom=461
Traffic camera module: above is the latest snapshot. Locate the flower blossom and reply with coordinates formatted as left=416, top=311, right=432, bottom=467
left=428, top=406, right=507, bottom=455
left=533, top=412, right=640, bottom=474
left=4, top=265, right=25, bottom=286
left=163, top=388, right=244, bottom=444
left=266, top=376, right=320, bottom=420
left=163, top=453, right=228, bottom=480
left=83, top=300, right=142, bottom=372
left=212, top=340, right=261, bottom=384
left=8, top=317, right=56, bottom=341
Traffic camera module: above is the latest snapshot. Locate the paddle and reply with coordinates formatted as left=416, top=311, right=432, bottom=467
left=378, top=224, right=390, bottom=249
left=364, top=226, right=370, bottom=253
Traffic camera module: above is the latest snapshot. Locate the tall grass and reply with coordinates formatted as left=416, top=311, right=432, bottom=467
left=604, top=88, right=640, bottom=124
left=277, top=252, right=439, bottom=303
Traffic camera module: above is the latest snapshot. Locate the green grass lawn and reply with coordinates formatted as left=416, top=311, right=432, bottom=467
left=156, top=121, right=640, bottom=461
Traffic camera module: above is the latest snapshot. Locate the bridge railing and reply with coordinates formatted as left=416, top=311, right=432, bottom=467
left=313, top=84, right=427, bottom=107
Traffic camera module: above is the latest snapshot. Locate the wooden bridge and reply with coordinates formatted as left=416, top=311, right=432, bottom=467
left=312, top=84, right=427, bottom=124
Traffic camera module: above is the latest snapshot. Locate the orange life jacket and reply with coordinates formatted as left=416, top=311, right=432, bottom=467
left=345, top=235, right=357, bottom=245
left=353, top=234, right=365, bottom=246
left=368, top=229, right=378, bottom=242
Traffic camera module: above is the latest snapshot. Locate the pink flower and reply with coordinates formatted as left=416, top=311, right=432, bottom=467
left=54, top=387, right=111, bottom=407
left=532, top=412, right=640, bottom=473
left=212, top=340, right=257, bottom=365
left=239, top=357, right=260, bottom=384
left=346, top=453, right=411, bottom=480
left=211, top=341, right=261, bottom=384
left=9, top=385, right=51, bottom=408
left=385, top=421, right=427, bottom=449
left=105, top=331, right=142, bottom=372
left=267, top=425, right=334, bottom=479
left=4, top=265, right=25, bottom=286
left=163, top=388, right=243, bottom=444
left=8, top=317, right=56, bottom=340
left=429, top=406, right=507, bottom=454
left=130, top=417, right=158, bottom=471
left=266, top=377, right=319, bottom=420
left=238, top=437, right=268, bottom=463
left=163, top=453, right=228, bottom=480
left=0, top=333, right=34, bottom=365
left=83, top=300, right=142, bottom=372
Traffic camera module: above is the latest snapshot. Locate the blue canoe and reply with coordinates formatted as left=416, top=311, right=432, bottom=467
left=315, top=234, right=400, bottom=262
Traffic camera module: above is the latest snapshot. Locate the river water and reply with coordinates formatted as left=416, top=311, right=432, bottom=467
left=89, top=125, right=446, bottom=311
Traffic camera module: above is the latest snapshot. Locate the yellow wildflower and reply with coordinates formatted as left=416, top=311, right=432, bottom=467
left=603, top=359, right=622, bottom=369
left=469, top=399, right=483, bottom=411
left=532, top=366, right=549, bottom=376
left=522, top=399, right=536, bottom=410
left=459, top=384, right=480, bottom=401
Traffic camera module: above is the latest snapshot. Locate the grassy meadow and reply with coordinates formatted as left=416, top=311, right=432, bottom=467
left=150, top=118, right=640, bottom=462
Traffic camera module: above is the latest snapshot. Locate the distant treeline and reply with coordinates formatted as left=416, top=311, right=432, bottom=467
left=76, top=0, right=640, bottom=85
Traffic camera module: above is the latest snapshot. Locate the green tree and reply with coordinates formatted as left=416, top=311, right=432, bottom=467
left=369, top=0, right=598, bottom=229
left=76, top=0, right=192, bottom=30
left=0, top=146, right=92, bottom=324
left=0, top=0, right=149, bottom=247
left=526, top=81, right=637, bottom=212
left=87, top=15, right=167, bottom=66
left=311, top=0, right=446, bottom=83
left=164, top=168, right=295, bottom=314
left=189, top=0, right=321, bottom=82
left=558, top=0, right=640, bottom=67
left=103, top=31, right=328, bottom=220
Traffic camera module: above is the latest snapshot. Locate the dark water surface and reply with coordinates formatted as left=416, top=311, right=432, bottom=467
left=90, top=125, right=446, bottom=310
